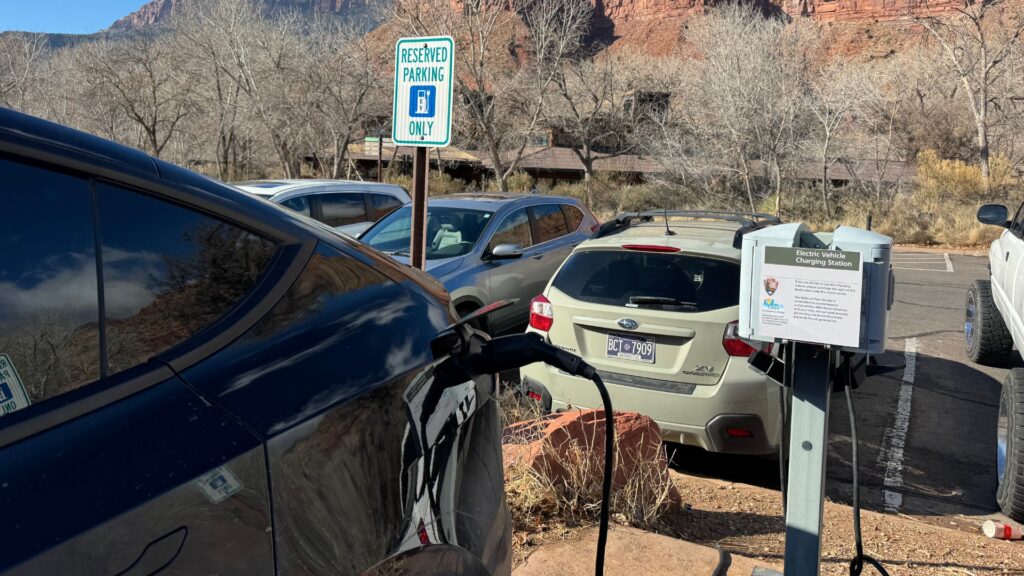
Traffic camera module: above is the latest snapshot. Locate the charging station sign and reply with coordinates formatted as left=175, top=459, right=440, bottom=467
left=393, top=36, right=454, bottom=148
left=757, top=247, right=863, bottom=348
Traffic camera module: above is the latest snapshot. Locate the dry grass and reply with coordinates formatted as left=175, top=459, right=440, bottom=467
left=807, top=198, right=1004, bottom=247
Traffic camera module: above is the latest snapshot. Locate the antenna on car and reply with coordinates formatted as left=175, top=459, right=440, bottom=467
left=663, top=209, right=675, bottom=236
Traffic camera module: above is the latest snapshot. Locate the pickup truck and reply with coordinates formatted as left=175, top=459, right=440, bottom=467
left=969, top=203, right=1024, bottom=521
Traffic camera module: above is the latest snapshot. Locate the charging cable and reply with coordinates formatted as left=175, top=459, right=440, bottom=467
left=467, top=332, right=615, bottom=576
left=844, top=372, right=889, bottom=576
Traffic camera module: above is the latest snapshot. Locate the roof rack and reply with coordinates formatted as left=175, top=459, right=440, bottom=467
left=593, top=209, right=782, bottom=248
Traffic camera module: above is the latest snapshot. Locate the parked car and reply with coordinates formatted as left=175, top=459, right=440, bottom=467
left=360, top=194, right=598, bottom=335
left=0, top=108, right=510, bottom=575
left=519, top=211, right=780, bottom=455
left=967, top=203, right=1024, bottom=521
left=234, top=179, right=410, bottom=237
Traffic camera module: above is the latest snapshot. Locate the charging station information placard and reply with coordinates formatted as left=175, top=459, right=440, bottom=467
left=392, top=36, right=454, bottom=148
left=757, top=247, right=863, bottom=348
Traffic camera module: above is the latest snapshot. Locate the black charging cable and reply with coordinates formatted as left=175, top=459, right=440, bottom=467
left=467, top=332, right=615, bottom=576
left=844, top=374, right=889, bottom=576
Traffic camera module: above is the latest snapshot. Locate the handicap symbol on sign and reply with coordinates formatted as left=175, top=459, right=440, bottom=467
left=409, top=85, right=436, bottom=118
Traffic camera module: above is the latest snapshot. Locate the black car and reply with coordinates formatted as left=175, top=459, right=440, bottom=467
left=0, top=108, right=510, bottom=575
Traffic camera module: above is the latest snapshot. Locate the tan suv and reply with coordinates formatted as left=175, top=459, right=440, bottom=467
left=519, top=211, right=781, bottom=455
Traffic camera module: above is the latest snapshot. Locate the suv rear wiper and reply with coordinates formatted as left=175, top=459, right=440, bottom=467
left=627, top=295, right=697, bottom=308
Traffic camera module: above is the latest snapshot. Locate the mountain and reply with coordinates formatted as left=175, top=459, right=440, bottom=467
left=107, top=0, right=963, bottom=55
left=109, top=0, right=371, bottom=31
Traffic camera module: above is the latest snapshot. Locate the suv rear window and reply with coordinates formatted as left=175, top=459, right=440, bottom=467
left=551, top=250, right=740, bottom=312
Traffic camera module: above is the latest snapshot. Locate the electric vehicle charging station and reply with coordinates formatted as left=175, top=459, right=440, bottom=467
left=739, top=224, right=895, bottom=576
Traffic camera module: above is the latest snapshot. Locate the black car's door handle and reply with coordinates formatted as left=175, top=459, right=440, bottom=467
left=115, top=526, right=188, bottom=576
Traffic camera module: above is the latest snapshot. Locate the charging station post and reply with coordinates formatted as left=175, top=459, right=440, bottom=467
left=739, top=224, right=894, bottom=576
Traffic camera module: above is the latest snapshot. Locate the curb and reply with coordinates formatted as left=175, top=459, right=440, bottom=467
left=894, top=244, right=987, bottom=257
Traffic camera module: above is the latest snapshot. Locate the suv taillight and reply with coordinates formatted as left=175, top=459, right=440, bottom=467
left=723, top=321, right=757, bottom=357
left=529, top=295, right=553, bottom=332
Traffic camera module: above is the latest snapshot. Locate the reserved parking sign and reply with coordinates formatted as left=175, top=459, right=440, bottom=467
left=392, top=36, right=454, bottom=147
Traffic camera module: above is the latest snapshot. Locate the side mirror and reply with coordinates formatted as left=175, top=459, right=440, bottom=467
left=489, top=243, right=524, bottom=259
left=978, top=204, right=1010, bottom=227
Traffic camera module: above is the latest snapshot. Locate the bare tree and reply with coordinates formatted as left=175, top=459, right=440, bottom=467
left=0, top=32, right=47, bottom=111
left=395, top=0, right=591, bottom=192
left=665, top=5, right=817, bottom=213
left=920, top=0, right=1024, bottom=185
left=545, top=48, right=660, bottom=205
left=75, top=37, right=196, bottom=158
left=173, top=0, right=254, bottom=180
left=301, top=15, right=382, bottom=179
left=804, top=61, right=865, bottom=216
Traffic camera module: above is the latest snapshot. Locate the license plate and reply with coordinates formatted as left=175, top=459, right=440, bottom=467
left=606, top=332, right=655, bottom=363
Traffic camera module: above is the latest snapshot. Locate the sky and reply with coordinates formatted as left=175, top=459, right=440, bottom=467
left=0, top=0, right=145, bottom=34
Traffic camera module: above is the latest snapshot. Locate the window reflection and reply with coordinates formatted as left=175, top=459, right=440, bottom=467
left=0, top=159, right=101, bottom=412
left=95, top=183, right=278, bottom=374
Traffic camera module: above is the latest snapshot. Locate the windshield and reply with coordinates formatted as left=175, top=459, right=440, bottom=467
left=551, top=250, right=740, bottom=312
left=361, top=205, right=493, bottom=260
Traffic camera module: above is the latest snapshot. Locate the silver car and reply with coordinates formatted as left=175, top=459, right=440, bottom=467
left=360, top=194, right=598, bottom=334
left=234, top=179, right=411, bottom=237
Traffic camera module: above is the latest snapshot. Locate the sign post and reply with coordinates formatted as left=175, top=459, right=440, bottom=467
left=393, top=36, right=455, bottom=270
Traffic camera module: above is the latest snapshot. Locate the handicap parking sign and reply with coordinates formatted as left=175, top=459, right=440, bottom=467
left=409, top=86, right=436, bottom=118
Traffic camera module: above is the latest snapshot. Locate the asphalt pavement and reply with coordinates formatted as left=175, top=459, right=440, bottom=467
left=671, top=250, right=1013, bottom=527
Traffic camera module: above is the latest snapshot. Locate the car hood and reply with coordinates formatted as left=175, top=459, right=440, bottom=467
left=388, top=254, right=466, bottom=279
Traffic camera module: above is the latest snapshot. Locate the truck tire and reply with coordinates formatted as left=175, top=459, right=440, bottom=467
left=965, top=280, right=1014, bottom=365
left=998, top=369, right=1024, bottom=522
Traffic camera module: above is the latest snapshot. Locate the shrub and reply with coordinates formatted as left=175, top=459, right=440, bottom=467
left=915, top=149, right=1019, bottom=202
left=384, top=170, right=468, bottom=196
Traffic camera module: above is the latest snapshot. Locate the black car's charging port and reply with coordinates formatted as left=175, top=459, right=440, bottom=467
left=432, top=301, right=616, bottom=576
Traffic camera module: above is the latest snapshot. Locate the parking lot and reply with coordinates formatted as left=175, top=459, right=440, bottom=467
left=672, top=250, right=1009, bottom=530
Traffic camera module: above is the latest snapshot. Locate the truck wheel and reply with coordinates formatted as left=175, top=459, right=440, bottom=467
left=965, top=280, right=1013, bottom=365
left=998, top=369, right=1024, bottom=522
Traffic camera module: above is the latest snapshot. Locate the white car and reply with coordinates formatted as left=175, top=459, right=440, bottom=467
left=969, top=203, right=1024, bottom=521
left=234, top=179, right=410, bottom=237
left=519, top=211, right=780, bottom=455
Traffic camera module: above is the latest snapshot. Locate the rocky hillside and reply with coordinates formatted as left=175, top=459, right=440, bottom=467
left=109, top=0, right=372, bottom=30
left=107, top=0, right=965, bottom=54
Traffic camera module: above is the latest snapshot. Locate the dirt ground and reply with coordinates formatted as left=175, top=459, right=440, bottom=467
left=666, top=470, right=1024, bottom=576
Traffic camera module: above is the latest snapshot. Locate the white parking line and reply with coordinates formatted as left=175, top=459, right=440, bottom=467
left=878, top=338, right=918, bottom=513
left=891, top=253, right=953, bottom=273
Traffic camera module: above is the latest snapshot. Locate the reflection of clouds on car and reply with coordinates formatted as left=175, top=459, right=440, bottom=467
left=0, top=248, right=169, bottom=323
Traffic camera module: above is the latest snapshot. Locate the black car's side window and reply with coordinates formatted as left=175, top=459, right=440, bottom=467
left=488, top=208, right=533, bottom=252
left=561, top=204, right=584, bottom=232
left=95, top=183, right=278, bottom=375
left=280, top=195, right=312, bottom=217
left=530, top=204, right=569, bottom=244
left=318, top=193, right=367, bottom=227
left=0, top=158, right=102, bottom=416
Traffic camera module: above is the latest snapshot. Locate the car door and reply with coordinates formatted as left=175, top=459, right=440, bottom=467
left=178, top=240, right=512, bottom=576
left=484, top=207, right=541, bottom=333
left=1005, top=204, right=1024, bottom=343
left=0, top=158, right=277, bottom=574
left=529, top=203, right=576, bottom=286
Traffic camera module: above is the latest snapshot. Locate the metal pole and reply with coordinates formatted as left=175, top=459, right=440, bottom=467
left=377, top=135, right=384, bottom=183
left=784, top=342, right=833, bottom=576
left=410, top=146, right=428, bottom=270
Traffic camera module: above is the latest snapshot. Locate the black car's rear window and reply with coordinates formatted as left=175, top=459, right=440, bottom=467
left=551, top=250, right=740, bottom=312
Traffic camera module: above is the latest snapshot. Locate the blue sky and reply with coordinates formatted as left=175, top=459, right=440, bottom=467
left=0, top=1, right=145, bottom=34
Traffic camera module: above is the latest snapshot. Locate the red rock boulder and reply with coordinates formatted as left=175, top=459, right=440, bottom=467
left=503, top=409, right=680, bottom=504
